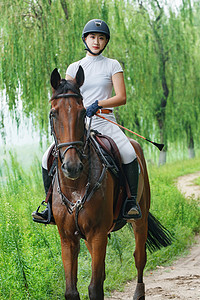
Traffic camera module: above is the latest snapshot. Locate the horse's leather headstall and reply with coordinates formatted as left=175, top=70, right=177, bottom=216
left=50, top=93, right=83, bottom=101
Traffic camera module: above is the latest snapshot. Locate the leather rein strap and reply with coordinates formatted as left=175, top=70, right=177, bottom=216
left=52, top=93, right=83, bottom=100
left=50, top=92, right=107, bottom=239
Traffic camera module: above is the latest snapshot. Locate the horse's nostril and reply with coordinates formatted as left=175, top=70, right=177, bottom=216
left=61, top=162, right=69, bottom=171
left=62, top=161, right=83, bottom=179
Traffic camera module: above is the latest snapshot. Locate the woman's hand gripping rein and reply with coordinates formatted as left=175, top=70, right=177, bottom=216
left=86, top=100, right=103, bottom=118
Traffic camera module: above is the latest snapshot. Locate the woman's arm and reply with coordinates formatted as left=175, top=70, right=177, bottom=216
left=98, top=72, right=126, bottom=108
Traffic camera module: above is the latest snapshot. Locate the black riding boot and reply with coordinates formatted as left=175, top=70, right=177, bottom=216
left=122, top=158, right=142, bottom=220
left=32, top=167, right=55, bottom=224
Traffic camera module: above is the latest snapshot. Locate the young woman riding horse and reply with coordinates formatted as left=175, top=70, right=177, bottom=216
left=32, top=19, right=141, bottom=223
left=49, top=66, right=151, bottom=300
left=32, top=19, right=172, bottom=300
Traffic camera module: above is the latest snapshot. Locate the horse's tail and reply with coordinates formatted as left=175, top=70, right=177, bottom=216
left=146, top=212, right=173, bottom=253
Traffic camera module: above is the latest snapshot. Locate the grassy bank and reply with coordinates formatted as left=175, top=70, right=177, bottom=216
left=0, top=154, right=200, bottom=299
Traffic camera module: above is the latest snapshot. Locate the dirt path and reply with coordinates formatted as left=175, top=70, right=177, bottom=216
left=105, top=171, right=200, bottom=300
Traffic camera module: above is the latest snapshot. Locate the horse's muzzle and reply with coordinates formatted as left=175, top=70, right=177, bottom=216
left=61, top=160, right=83, bottom=180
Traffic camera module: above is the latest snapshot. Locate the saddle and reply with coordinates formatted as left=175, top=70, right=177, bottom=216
left=46, top=132, right=129, bottom=232
left=91, top=132, right=121, bottom=176
left=90, top=132, right=129, bottom=231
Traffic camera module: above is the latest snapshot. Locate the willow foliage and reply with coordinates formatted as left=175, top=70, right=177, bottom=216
left=1, top=0, right=200, bottom=158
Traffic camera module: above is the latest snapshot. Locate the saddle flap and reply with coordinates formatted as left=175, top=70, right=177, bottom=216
left=95, top=133, right=122, bottom=170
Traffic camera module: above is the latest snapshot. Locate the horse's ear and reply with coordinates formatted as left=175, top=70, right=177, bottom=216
left=75, top=66, right=84, bottom=88
left=51, top=68, right=61, bottom=90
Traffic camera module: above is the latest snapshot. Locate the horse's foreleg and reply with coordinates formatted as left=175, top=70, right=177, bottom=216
left=132, top=220, right=148, bottom=300
left=60, top=238, right=80, bottom=300
left=86, top=234, right=107, bottom=300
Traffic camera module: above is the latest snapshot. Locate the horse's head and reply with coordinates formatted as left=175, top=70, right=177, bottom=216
left=50, top=66, right=86, bottom=180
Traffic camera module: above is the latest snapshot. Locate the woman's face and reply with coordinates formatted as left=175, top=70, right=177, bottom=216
left=85, top=33, right=108, bottom=55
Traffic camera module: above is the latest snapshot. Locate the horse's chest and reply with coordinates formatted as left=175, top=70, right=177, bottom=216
left=71, top=191, right=82, bottom=202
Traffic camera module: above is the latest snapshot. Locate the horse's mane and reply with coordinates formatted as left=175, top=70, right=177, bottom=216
left=55, top=79, right=81, bottom=96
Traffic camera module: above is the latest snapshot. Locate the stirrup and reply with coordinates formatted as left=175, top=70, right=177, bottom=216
left=122, top=198, right=142, bottom=220
left=32, top=201, right=55, bottom=225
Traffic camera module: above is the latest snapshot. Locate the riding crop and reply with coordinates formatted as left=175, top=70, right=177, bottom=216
left=96, top=114, right=164, bottom=151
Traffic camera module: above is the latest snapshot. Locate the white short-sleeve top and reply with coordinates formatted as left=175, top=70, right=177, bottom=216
left=66, top=54, right=123, bottom=109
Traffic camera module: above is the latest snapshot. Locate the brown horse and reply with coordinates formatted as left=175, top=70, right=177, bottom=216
left=49, top=66, right=172, bottom=300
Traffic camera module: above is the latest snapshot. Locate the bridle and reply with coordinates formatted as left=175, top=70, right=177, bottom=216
left=49, top=91, right=106, bottom=239
left=49, top=92, right=87, bottom=162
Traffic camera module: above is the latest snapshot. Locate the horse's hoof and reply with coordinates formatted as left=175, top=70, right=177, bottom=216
left=133, top=283, right=145, bottom=300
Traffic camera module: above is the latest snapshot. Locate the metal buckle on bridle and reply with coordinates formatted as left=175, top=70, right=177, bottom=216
left=74, top=199, right=83, bottom=210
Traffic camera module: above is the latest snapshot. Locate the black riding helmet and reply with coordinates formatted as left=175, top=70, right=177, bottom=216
left=82, top=19, right=110, bottom=55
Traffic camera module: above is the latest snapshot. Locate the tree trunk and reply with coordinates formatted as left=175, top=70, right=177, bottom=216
left=60, top=0, right=68, bottom=20
left=188, top=136, right=195, bottom=158
left=158, top=130, right=167, bottom=165
left=159, top=150, right=167, bottom=165
left=151, top=5, right=169, bottom=165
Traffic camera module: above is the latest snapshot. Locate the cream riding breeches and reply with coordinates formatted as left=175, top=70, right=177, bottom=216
left=42, top=113, right=136, bottom=170
left=89, top=113, right=136, bottom=164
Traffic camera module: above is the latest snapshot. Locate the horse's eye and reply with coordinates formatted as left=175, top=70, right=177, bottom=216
left=50, top=109, right=57, bottom=118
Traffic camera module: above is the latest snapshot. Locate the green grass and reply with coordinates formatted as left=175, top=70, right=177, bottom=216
left=0, top=153, right=200, bottom=299
left=193, top=176, right=200, bottom=186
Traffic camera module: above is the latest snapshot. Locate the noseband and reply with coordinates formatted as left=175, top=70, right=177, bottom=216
left=49, top=92, right=86, bottom=161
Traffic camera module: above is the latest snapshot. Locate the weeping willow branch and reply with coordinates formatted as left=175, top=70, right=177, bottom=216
left=60, top=0, right=69, bottom=20
left=139, top=0, right=169, bottom=149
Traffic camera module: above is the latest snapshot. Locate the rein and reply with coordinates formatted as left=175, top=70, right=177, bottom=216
left=50, top=92, right=106, bottom=239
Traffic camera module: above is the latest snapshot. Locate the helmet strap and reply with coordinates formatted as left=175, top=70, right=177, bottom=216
left=83, top=40, right=107, bottom=56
